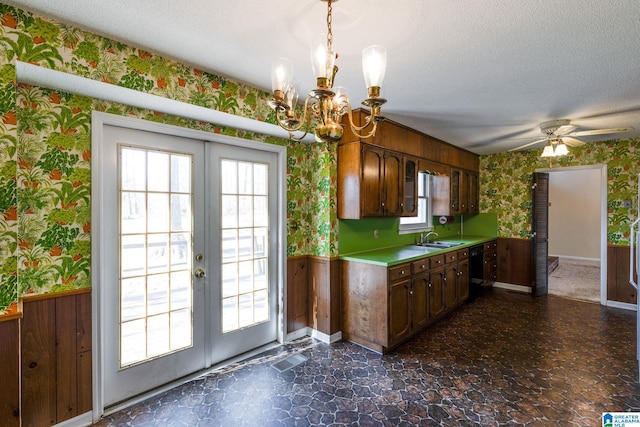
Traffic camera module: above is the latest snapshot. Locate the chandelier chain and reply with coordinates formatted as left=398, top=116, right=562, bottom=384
left=326, top=0, right=333, bottom=52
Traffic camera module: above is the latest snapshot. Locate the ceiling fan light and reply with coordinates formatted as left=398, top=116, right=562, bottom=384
left=555, top=142, right=569, bottom=156
left=541, top=144, right=555, bottom=157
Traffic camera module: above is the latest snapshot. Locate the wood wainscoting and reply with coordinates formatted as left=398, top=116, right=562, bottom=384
left=20, top=290, right=92, bottom=426
left=0, top=317, right=20, bottom=426
left=497, top=237, right=534, bottom=287
left=608, top=245, right=637, bottom=304
left=287, top=256, right=341, bottom=339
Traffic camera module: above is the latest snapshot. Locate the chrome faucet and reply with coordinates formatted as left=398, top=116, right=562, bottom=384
left=424, top=231, right=438, bottom=243
left=419, top=231, right=439, bottom=244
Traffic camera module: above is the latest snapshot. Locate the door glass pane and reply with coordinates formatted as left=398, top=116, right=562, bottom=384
left=119, top=146, right=194, bottom=369
left=220, top=159, right=270, bottom=334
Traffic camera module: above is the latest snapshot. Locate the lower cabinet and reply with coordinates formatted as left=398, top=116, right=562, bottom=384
left=483, top=240, right=498, bottom=284
left=342, top=248, right=472, bottom=353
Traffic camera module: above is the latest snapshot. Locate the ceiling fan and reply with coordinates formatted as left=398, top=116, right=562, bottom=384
left=508, top=119, right=633, bottom=153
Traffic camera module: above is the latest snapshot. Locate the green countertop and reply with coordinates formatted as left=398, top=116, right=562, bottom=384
left=339, top=235, right=497, bottom=267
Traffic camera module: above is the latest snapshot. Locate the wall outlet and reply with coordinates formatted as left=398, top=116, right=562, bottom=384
left=623, top=200, right=632, bottom=209
left=373, top=229, right=379, bottom=239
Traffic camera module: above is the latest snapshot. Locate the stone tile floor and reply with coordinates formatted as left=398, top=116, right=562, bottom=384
left=94, top=289, right=640, bottom=426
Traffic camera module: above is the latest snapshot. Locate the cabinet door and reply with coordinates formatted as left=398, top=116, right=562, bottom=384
left=431, top=174, right=451, bottom=216
left=483, top=250, right=497, bottom=284
left=412, top=272, right=429, bottom=331
left=468, top=171, right=479, bottom=213
left=450, top=168, right=461, bottom=214
left=457, top=259, right=469, bottom=303
left=429, top=267, right=445, bottom=319
left=460, top=169, right=470, bottom=213
left=383, top=151, right=403, bottom=216
left=389, top=279, right=412, bottom=345
left=361, top=146, right=385, bottom=217
left=402, top=156, right=418, bottom=217
left=444, top=264, right=458, bottom=309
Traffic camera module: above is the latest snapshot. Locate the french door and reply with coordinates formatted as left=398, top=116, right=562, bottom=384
left=97, top=120, right=281, bottom=410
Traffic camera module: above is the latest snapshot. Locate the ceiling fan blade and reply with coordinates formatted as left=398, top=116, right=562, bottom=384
left=568, top=127, right=633, bottom=137
left=508, top=137, right=547, bottom=152
left=560, top=136, right=585, bottom=147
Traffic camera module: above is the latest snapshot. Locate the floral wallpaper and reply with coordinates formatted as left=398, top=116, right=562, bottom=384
left=0, top=3, right=337, bottom=314
left=480, top=138, right=640, bottom=244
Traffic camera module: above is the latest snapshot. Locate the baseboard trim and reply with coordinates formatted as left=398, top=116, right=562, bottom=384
left=606, top=300, right=637, bottom=311
left=285, top=327, right=311, bottom=342
left=54, top=411, right=92, bottom=427
left=493, top=282, right=532, bottom=293
left=311, top=329, right=342, bottom=344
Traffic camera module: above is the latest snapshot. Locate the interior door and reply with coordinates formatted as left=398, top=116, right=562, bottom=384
left=532, top=172, right=549, bottom=296
left=101, top=125, right=206, bottom=408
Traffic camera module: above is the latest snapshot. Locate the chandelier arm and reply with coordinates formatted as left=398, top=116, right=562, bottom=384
left=274, top=94, right=317, bottom=133
left=342, top=97, right=379, bottom=138
left=286, top=108, right=316, bottom=142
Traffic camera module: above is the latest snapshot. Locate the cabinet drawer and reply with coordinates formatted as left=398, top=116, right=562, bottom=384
left=445, top=251, right=458, bottom=264
left=457, top=248, right=469, bottom=259
left=389, top=263, right=411, bottom=282
left=412, top=258, right=429, bottom=273
left=429, top=255, right=445, bottom=268
left=484, top=240, right=497, bottom=251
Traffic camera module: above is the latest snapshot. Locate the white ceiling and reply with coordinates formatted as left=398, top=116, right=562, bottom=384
left=7, top=0, right=640, bottom=154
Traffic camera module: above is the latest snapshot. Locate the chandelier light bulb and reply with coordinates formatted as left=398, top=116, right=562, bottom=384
left=271, top=58, right=293, bottom=99
left=311, top=33, right=336, bottom=87
left=362, top=45, right=387, bottom=95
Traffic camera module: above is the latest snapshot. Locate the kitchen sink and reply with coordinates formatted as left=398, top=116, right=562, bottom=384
left=415, top=241, right=463, bottom=249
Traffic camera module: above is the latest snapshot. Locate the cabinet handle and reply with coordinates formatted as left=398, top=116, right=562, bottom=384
left=428, top=283, right=432, bottom=287
left=401, top=270, right=405, bottom=275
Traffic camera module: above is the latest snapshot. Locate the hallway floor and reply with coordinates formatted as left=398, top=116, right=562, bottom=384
left=94, top=289, right=640, bottom=426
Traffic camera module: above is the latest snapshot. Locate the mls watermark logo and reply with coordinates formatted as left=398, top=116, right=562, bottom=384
left=603, top=412, right=640, bottom=427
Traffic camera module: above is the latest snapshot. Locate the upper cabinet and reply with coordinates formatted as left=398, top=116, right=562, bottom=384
left=338, top=142, right=416, bottom=219
left=434, top=167, right=479, bottom=216
left=338, top=110, right=479, bottom=219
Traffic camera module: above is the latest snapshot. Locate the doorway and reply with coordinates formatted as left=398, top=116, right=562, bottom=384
left=92, top=113, right=286, bottom=416
left=536, top=165, right=607, bottom=304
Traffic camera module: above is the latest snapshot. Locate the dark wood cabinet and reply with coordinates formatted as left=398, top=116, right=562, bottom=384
left=468, top=171, right=479, bottom=213
left=428, top=266, right=445, bottom=320
left=402, top=156, right=418, bottom=216
left=433, top=168, right=479, bottom=216
left=457, top=248, right=470, bottom=303
left=389, top=277, right=412, bottom=345
left=337, top=142, right=413, bottom=219
left=342, top=245, right=475, bottom=353
left=361, top=145, right=385, bottom=217
left=483, top=240, right=498, bottom=284
left=382, top=150, right=403, bottom=216
left=411, top=271, right=430, bottom=331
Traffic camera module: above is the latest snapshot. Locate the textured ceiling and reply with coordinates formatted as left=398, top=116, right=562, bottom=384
left=7, top=0, right=640, bottom=154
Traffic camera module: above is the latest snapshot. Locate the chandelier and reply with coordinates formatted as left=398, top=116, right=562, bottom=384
left=268, top=0, right=387, bottom=143
left=540, top=137, right=569, bottom=157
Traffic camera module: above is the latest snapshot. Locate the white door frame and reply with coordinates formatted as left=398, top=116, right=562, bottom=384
left=91, top=111, right=287, bottom=420
left=535, top=164, right=608, bottom=306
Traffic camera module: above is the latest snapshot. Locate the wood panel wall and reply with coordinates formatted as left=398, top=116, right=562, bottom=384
left=307, top=256, right=341, bottom=337
left=287, top=256, right=308, bottom=333
left=0, top=318, right=20, bottom=426
left=607, top=245, right=637, bottom=304
left=497, top=237, right=533, bottom=287
left=342, top=110, right=479, bottom=172
left=20, top=291, right=92, bottom=426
